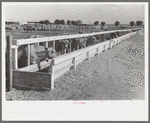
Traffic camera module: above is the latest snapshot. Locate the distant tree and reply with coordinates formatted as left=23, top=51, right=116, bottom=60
left=101, top=21, right=107, bottom=31
left=136, top=20, right=143, bottom=26
left=101, top=21, right=106, bottom=27
left=54, top=19, right=60, bottom=24
left=60, top=19, right=65, bottom=25
left=94, top=21, right=99, bottom=26
left=71, top=20, right=77, bottom=25
left=54, top=20, right=57, bottom=24
left=129, top=21, right=135, bottom=27
left=74, top=21, right=77, bottom=25
left=77, top=20, right=82, bottom=25
left=39, top=20, right=44, bottom=24
left=71, top=20, right=74, bottom=25
left=57, top=19, right=60, bottom=24
left=114, top=21, right=120, bottom=27
left=44, top=20, right=50, bottom=25
left=67, top=20, right=71, bottom=25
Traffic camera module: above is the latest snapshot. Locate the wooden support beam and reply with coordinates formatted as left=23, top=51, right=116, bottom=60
left=109, top=41, right=111, bottom=49
left=64, top=49, right=66, bottom=54
left=87, top=51, right=90, bottom=61
left=53, top=41, right=55, bottom=49
left=47, top=59, right=55, bottom=89
left=115, top=32, right=118, bottom=38
left=6, top=35, right=13, bottom=92
left=97, top=47, right=100, bottom=55
left=103, top=45, right=106, bottom=51
left=12, top=45, right=18, bottom=70
left=117, top=40, right=119, bottom=45
left=46, top=42, right=48, bottom=48
left=69, top=42, right=71, bottom=52
left=27, top=44, right=30, bottom=66
left=72, top=57, right=76, bottom=70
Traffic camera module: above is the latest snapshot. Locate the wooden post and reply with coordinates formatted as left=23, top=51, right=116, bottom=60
left=46, top=42, right=48, bottom=48
left=72, top=57, right=76, bottom=70
left=113, top=41, right=115, bottom=47
left=48, top=59, right=55, bottom=89
left=109, top=40, right=111, bottom=49
left=6, top=35, right=13, bottom=92
left=27, top=44, right=30, bottom=66
left=43, top=42, right=46, bottom=48
left=113, top=41, right=115, bottom=46
left=64, top=49, right=66, bottom=54
left=12, top=45, right=18, bottom=70
left=115, top=32, right=118, bottom=38
left=53, top=41, right=55, bottom=49
left=69, top=41, right=71, bottom=52
left=87, top=51, right=90, bottom=60
left=103, top=45, right=106, bottom=51
left=97, top=47, right=100, bottom=54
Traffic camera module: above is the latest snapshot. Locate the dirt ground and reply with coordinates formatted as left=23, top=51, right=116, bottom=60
left=6, top=31, right=145, bottom=100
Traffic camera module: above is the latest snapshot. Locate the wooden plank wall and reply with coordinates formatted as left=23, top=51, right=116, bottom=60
left=13, top=70, right=52, bottom=90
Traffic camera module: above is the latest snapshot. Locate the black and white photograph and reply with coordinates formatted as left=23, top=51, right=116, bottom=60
left=2, top=2, right=148, bottom=121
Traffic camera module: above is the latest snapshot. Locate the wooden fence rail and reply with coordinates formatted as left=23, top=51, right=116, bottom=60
left=6, top=28, right=143, bottom=91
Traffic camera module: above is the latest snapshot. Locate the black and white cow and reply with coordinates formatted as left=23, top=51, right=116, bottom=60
left=116, top=31, right=122, bottom=37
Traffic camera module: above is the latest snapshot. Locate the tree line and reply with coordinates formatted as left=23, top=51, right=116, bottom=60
left=93, top=20, right=143, bottom=27
left=38, top=19, right=83, bottom=25
left=38, top=19, right=143, bottom=27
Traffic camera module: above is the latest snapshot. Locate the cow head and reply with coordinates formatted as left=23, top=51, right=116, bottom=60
left=95, top=35, right=99, bottom=40
left=25, top=35, right=43, bottom=39
left=116, top=31, right=122, bottom=37
left=77, top=37, right=87, bottom=48
left=78, top=31, right=83, bottom=34
left=59, top=39, right=70, bottom=49
left=45, top=47, right=59, bottom=60
left=90, top=36, right=97, bottom=45
left=95, top=35, right=101, bottom=42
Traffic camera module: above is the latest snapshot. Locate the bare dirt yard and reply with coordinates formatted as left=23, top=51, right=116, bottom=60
left=6, top=31, right=145, bottom=100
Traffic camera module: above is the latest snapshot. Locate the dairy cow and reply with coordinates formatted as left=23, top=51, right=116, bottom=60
left=106, top=33, right=118, bottom=40
left=95, top=35, right=102, bottom=42
left=86, top=36, right=99, bottom=46
left=58, top=39, right=71, bottom=55
left=70, top=38, right=79, bottom=51
left=98, top=34, right=107, bottom=42
left=77, top=37, right=87, bottom=49
left=17, top=35, right=58, bottom=68
left=116, top=31, right=122, bottom=37
left=110, top=33, right=118, bottom=39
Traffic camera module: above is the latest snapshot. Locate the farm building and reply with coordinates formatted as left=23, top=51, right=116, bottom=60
left=5, top=21, right=20, bottom=26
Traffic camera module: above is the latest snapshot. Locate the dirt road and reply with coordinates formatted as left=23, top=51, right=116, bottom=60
left=6, top=31, right=145, bottom=100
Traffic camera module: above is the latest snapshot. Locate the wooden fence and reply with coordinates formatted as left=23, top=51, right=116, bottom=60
left=6, top=28, right=143, bottom=91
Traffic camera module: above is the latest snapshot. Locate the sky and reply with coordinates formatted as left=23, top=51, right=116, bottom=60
left=3, top=2, right=145, bottom=24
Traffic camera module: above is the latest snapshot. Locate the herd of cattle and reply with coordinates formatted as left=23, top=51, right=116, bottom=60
left=16, top=31, right=123, bottom=68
